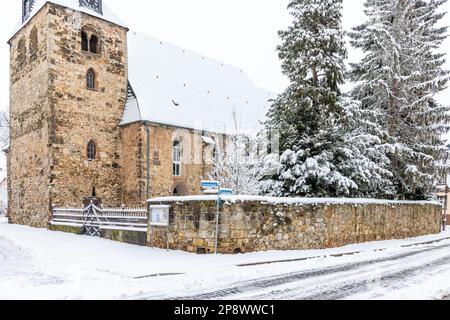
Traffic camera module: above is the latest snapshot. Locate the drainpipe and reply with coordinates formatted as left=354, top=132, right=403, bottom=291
left=146, top=125, right=151, bottom=200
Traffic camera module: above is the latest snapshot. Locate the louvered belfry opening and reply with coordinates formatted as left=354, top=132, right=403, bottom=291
left=79, top=0, right=103, bottom=15
left=22, top=0, right=36, bottom=22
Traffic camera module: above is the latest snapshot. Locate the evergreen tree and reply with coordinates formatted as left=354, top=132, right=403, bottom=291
left=349, top=0, right=450, bottom=199
left=264, top=0, right=392, bottom=197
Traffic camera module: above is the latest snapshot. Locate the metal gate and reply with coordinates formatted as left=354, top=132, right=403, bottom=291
left=51, top=203, right=148, bottom=235
left=83, top=202, right=102, bottom=237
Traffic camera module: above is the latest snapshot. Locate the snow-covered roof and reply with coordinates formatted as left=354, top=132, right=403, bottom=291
left=123, top=31, right=276, bottom=134
left=10, top=0, right=127, bottom=40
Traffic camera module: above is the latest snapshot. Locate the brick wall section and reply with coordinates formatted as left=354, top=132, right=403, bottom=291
left=148, top=198, right=442, bottom=254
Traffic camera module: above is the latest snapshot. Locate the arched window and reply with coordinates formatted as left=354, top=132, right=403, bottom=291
left=81, top=26, right=100, bottom=54
left=17, top=38, right=26, bottom=66
left=86, top=69, right=95, bottom=89
left=89, top=35, right=99, bottom=54
left=212, top=147, right=219, bottom=162
left=81, top=31, right=89, bottom=51
left=29, top=27, right=38, bottom=57
left=87, top=141, right=96, bottom=160
left=173, top=139, right=181, bottom=176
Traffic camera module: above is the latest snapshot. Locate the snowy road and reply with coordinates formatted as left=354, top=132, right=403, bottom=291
left=1, top=222, right=450, bottom=300
left=169, top=241, right=450, bottom=300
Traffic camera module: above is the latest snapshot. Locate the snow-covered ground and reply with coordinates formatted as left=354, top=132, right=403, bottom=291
left=0, top=219, right=450, bottom=300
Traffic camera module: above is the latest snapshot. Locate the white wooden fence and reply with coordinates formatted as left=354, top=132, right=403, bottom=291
left=50, top=204, right=148, bottom=233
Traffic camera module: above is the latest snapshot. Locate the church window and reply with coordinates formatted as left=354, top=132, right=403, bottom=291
left=22, top=0, right=35, bottom=22
left=213, top=147, right=220, bottom=162
left=79, top=0, right=103, bottom=15
left=86, top=69, right=96, bottom=89
left=29, top=27, right=38, bottom=57
left=81, top=31, right=89, bottom=52
left=81, top=26, right=100, bottom=54
left=17, top=38, right=26, bottom=66
left=173, top=139, right=181, bottom=176
left=89, top=35, right=99, bottom=54
left=87, top=141, right=96, bottom=160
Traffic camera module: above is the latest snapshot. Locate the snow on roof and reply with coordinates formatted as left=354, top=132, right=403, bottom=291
left=123, top=32, right=276, bottom=134
left=148, top=195, right=441, bottom=207
left=10, top=0, right=127, bottom=39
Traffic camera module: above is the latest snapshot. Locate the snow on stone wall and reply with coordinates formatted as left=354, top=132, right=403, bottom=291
left=148, top=197, right=442, bottom=254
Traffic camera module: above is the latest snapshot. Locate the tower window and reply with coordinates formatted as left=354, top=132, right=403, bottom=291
left=81, top=26, right=100, bottom=54
left=173, top=139, right=181, bottom=176
left=17, top=38, right=26, bottom=66
left=29, top=27, right=38, bottom=57
left=79, top=0, right=103, bottom=15
left=81, top=31, right=89, bottom=52
left=22, top=0, right=35, bottom=22
left=87, top=141, right=96, bottom=160
left=89, top=35, right=99, bottom=54
left=86, top=69, right=96, bottom=89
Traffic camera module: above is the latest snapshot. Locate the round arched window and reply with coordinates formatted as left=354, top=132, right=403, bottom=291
left=173, top=139, right=181, bottom=176
left=86, top=69, right=96, bottom=89
left=87, top=141, right=96, bottom=160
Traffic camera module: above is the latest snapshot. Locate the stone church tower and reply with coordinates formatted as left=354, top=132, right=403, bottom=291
left=8, top=0, right=128, bottom=227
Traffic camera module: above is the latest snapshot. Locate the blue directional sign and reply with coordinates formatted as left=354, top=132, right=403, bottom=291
left=201, top=181, right=220, bottom=189
left=220, top=188, right=234, bottom=196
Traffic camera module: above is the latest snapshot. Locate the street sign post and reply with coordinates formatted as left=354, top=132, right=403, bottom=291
left=201, top=181, right=234, bottom=254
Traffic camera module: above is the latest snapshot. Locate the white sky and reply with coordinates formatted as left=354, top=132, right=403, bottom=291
left=0, top=0, right=448, bottom=112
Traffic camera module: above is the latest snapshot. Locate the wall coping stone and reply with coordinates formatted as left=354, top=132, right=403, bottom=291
left=148, top=195, right=441, bottom=207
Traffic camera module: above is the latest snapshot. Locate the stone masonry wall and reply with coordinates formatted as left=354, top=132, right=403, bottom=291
left=121, top=122, right=224, bottom=206
left=8, top=7, right=52, bottom=227
left=148, top=197, right=442, bottom=254
left=47, top=4, right=128, bottom=209
left=8, top=3, right=128, bottom=227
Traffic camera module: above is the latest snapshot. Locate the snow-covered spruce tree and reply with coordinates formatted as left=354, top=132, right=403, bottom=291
left=208, top=134, right=264, bottom=195
left=263, top=0, right=392, bottom=198
left=349, top=0, right=450, bottom=200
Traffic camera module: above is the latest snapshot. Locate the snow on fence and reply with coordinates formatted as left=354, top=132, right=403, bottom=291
left=50, top=205, right=148, bottom=232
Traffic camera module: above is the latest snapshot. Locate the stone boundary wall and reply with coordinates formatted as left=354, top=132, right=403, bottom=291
left=148, top=196, right=442, bottom=254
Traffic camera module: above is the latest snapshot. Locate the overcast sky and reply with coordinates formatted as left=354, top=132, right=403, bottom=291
left=0, top=0, right=448, bottom=112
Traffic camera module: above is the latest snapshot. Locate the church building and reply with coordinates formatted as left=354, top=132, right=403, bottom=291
left=6, top=0, right=273, bottom=227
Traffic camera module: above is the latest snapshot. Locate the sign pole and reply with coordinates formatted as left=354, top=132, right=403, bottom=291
left=167, top=209, right=170, bottom=252
left=214, top=183, right=221, bottom=255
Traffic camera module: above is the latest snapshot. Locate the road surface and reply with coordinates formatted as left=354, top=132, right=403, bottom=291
left=166, top=239, right=450, bottom=300
left=1, top=226, right=450, bottom=300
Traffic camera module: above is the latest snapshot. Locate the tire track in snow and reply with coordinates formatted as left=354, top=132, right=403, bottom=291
left=171, top=242, right=450, bottom=300
left=222, top=245, right=450, bottom=300
left=303, top=254, right=450, bottom=300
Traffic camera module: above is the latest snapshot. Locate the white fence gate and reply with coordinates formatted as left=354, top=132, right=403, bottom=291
left=50, top=203, right=148, bottom=235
